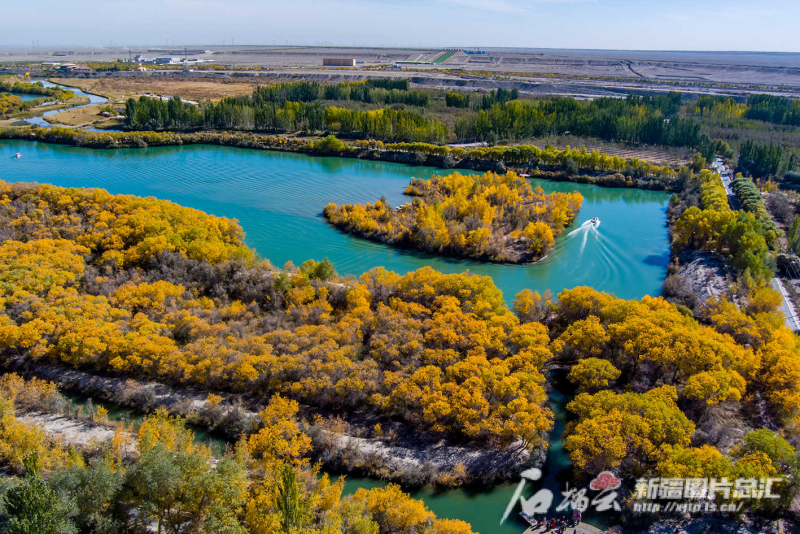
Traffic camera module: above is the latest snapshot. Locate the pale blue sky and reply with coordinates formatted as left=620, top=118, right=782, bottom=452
left=2, top=0, right=799, bottom=52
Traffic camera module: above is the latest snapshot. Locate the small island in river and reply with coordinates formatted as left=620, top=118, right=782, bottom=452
left=324, top=171, right=584, bottom=263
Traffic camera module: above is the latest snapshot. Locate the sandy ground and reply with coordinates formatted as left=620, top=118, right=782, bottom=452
left=19, top=412, right=119, bottom=447
left=49, top=76, right=258, bottom=103
left=43, top=104, right=124, bottom=129
left=9, top=75, right=257, bottom=128
left=4, top=46, right=800, bottom=88
left=316, top=426, right=529, bottom=476
left=5, top=47, right=800, bottom=107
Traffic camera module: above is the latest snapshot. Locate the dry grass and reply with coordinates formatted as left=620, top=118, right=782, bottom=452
left=43, top=104, right=123, bottom=129
left=0, top=118, right=25, bottom=127
left=49, top=77, right=258, bottom=103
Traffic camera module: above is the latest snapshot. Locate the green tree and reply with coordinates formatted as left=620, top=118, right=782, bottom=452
left=276, top=463, right=308, bottom=532
left=314, top=258, right=337, bottom=281
left=123, top=444, right=182, bottom=533
left=274, top=272, right=293, bottom=297
left=3, top=453, right=75, bottom=534
left=50, top=459, right=123, bottom=534
left=123, top=444, right=247, bottom=534
left=732, top=429, right=795, bottom=471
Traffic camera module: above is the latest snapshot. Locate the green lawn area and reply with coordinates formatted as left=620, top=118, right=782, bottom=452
left=432, top=51, right=457, bottom=64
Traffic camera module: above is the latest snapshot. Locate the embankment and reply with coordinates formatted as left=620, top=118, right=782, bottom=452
left=2, top=357, right=539, bottom=487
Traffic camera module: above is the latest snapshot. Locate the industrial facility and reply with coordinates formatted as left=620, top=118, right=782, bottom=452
left=323, top=58, right=356, bottom=67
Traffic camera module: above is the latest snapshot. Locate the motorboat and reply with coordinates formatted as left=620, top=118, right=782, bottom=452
left=14, top=153, right=21, bottom=158
left=589, top=217, right=600, bottom=225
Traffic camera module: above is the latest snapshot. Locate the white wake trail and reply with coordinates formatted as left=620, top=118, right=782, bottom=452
left=568, top=220, right=594, bottom=236
left=564, top=220, right=600, bottom=255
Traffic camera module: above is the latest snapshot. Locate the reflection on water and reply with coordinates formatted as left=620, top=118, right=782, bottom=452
left=10, top=93, right=48, bottom=102
left=0, top=141, right=670, bottom=303
left=0, top=140, right=669, bottom=533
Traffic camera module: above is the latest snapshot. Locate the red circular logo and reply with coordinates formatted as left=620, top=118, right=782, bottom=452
left=590, top=471, right=622, bottom=490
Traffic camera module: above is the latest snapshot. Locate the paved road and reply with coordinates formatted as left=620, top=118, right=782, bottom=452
left=713, top=158, right=799, bottom=332
left=712, top=157, right=734, bottom=196
left=771, top=278, right=800, bottom=331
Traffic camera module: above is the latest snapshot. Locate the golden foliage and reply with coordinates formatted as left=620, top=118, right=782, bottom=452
left=0, top=181, right=253, bottom=267
left=567, top=358, right=621, bottom=392
left=324, top=171, right=582, bottom=263
left=564, top=386, right=694, bottom=474
left=552, top=288, right=759, bottom=387
left=137, top=408, right=200, bottom=455
left=246, top=395, right=311, bottom=469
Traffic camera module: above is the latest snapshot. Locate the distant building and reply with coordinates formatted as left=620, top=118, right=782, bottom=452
left=323, top=58, right=356, bottom=67
left=57, top=64, right=92, bottom=73
left=136, top=56, right=212, bottom=66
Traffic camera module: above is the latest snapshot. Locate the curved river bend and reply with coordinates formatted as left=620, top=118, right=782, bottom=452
left=0, top=140, right=671, bottom=533
left=22, top=80, right=108, bottom=128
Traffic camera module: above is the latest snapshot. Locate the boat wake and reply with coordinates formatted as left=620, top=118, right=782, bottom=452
left=559, top=219, right=601, bottom=258
left=567, top=219, right=600, bottom=237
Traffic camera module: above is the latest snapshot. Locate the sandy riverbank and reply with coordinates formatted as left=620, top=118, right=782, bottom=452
left=5, top=358, right=541, bottom=487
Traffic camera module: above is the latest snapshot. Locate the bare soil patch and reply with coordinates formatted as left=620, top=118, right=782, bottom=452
left=19, top=412, right=119, bottom=448
left=44, top=104, right=124, bottom=129
left=49, top=76, right=258, bottom=103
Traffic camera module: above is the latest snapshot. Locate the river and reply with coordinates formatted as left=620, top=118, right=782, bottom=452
left=9, top=93, right=48, bottom=102
left=21, top=80, right=108, bottom=128
left=0, top=140, right=670, bottom=533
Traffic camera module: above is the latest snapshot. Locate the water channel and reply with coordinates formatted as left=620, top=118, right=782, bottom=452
left=0, top=137, right=670, bottom=533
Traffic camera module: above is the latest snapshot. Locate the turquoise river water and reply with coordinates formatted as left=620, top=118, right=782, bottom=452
left=0, top=139, right=671, bottom=533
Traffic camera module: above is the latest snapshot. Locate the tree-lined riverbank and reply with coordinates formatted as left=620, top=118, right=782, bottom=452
left=0, top=127, right=683, bottom=191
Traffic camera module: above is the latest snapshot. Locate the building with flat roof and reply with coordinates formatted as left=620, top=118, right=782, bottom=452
left=323, top=58, right=356, bottom=67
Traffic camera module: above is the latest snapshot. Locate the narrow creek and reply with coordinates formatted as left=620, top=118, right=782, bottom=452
left=59, top=391, right=229, bottom=457
left=22, top=80, right=108, bottom=129
left=55, top=369, right=612, bottom=534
